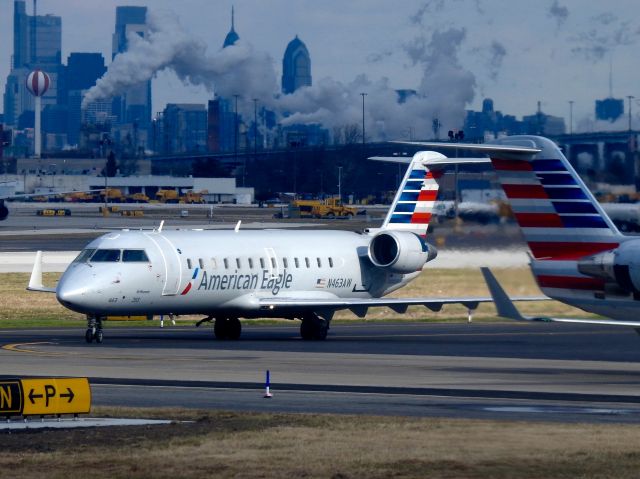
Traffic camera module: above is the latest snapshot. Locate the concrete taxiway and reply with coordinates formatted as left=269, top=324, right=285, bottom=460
left=3, top=322, right=640, bottom=423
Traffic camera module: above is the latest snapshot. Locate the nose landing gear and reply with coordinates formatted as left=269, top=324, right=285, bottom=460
left=85, top=316, right=104, bottom=344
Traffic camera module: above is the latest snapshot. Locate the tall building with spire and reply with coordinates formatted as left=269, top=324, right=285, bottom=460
left=282, top=36, right=311, bottom=94
left=223, top=6, right=239, bottom=48
left=208, top=7, right=240, bottom=152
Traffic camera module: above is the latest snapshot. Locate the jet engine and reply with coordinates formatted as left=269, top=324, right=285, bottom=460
left=577, top=241, right=640, bottom=293
left=368, top=230, right=437, bottom=274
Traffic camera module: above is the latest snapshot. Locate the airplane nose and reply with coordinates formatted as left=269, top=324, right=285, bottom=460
left=56, top=274, right=90, bottom=312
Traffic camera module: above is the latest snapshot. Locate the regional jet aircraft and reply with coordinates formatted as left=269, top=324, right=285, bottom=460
left=28, top=151, right=514, bottom=344
left=399, top=135, right=640, bottom=327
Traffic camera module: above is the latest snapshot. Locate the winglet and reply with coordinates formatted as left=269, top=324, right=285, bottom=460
left=480, top=267, right=525, bottom=320
left=28, top=251, right=44, bottom=290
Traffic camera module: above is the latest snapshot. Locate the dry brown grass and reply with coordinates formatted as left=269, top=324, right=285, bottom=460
left=0, top=268, right=594, bottom=326
left=1, top=409, right=640, bottom=478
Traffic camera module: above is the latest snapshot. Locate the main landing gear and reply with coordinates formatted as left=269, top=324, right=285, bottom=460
left=300, top=313, right=329, bottom=341
left=213, top=317, right=242, bottom=340
left=85, top=315, right=104, bottom=344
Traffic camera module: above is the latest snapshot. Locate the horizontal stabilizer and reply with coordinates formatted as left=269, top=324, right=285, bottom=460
left=391, top=140, right=541, bottom=157
left=369, top=156, right=491, bottom=165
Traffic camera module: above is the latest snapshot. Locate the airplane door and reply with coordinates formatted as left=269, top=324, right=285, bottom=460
left=145, top=233, right=183, bottom=295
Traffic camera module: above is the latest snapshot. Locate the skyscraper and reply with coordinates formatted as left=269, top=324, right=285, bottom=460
left=209, top=8, right=240, bottom=152
left=4, top=1, right=62, bottom=127
left=282, top=36, right=311, bottom=94
left=111, top=6, right=151, bottom=138
left=66, top=53, right=107, bottom=145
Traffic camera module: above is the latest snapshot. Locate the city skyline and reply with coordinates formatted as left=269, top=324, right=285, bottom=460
left=2, top=0, right=640, bottom=135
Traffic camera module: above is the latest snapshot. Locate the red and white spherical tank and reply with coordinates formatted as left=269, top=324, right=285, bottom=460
left=25, top=69, right=50, bottom=158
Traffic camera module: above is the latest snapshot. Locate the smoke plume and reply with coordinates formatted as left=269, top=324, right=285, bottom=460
left=83, top=10, right=277, bottom=108
left=548, top=0, right=569, bottom=29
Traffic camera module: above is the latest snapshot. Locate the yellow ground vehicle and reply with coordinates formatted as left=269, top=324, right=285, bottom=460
left=126, top=192, right=150, bottom=203
left=292, top=198, right=357, bottom=218
left=99, top=188, right=124, bottom=203
left=180, top=190, right=207, bottom=204
left=155, top=189, right=180, bottom=203
left=65, top=192, right=96, bottom=203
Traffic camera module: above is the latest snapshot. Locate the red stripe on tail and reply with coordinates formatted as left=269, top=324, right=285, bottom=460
left=514, top=213, right=563, bottom=228
left=502, top=184, right=548, bottom=199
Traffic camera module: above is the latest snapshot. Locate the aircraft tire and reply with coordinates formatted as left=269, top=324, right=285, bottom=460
left=214, top=318, right=228, bottom=340
left=85, top=329, right=93, bottom=343
left=300, top=320, right=314, bottom=340
left=228, top=318, right=242, bottom=340
left=0, top=204, right=8, bottom=221
left=95, top=330, right=103, bottom=344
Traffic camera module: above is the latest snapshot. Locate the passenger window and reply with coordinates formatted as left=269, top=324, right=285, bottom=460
left=270, top=257, right=276, bottom=268
left=248, top=258, right=254, bottom=269
left=90, top=249, right=121, bottom=262
left=198, top=258, right=205, bottom=269
left=224, top=258, right=229, bottom=269
left=260, top=258, right=265, bottom=269
left=317, top=258, right=322, bottom=268
left=305, top=257, right=310, bottom=268
left=211, top=258, right=217, bottom=269
left=294, top=258, right=300, bottom=268
left=187, top=258, right=192, bottom=269
left=236, top=258, right=241, bottom=269
left=73, top=248, right=95, bottom=263
left=283, top=258, right=289, bottom=268
left=329, top=257, right=334, bottom=268
left=122, top=250, right=149, bottom=262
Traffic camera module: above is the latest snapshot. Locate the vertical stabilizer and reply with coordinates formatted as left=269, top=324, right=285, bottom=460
left=381, top=151, right=444, bottom=237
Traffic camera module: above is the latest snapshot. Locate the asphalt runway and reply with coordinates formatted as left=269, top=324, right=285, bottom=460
left=3, top=321, right=640, bottom=423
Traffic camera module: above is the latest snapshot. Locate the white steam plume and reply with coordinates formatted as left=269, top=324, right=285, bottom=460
left=82, top=10, right=277, bottom=108
left=85, top=8, right=477, bottom=140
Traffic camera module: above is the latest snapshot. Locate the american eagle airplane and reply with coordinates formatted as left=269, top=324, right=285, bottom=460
left=28, top=152, right=512, bottom=344
left=399, top=135, right=640, bottom=327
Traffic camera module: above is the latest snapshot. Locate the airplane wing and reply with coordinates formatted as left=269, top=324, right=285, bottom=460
left=480, top=267, right=640, bottom=327
left=27, top=251, right=57, bottom=293
left=260, top=295, right=546, bottom=318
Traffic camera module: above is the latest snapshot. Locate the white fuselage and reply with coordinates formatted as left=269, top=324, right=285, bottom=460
left=56, top=229, right=417, bottom=318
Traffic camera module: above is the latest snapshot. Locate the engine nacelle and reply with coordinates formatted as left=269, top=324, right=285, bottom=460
left=368, top=231, right=437, bottom=274
left=577, top=241, right=640, bottom=293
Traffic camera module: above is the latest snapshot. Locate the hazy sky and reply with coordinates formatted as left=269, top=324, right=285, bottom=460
left=2, top=0, right=640, bottom=133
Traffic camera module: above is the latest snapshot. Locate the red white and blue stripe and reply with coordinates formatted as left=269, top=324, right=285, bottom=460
left=491, top=152, right=621, bottom=296
left=181, top=267, right=199, bottom=295
left=383, top=152, right=441, bottom=236
left=492, top=157, right=620, bottom=261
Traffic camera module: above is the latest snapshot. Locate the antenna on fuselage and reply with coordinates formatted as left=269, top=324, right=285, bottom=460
left=158, top=220, right=165, bottom=232
left=234, top=220, right=241, bottom=233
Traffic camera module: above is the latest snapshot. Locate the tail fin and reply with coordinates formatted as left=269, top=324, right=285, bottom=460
left=379, top=151, right=444, bottom=237
left=392, top=136, right=625, bottom=302
left=488, top=136, right=621, bottom=261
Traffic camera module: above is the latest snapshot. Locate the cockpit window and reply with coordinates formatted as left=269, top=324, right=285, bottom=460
left=122, top=249, right=149, bottom=262
left=90, top=249, right=121, bottom=262
left=73, top=249, right=96, bottom=263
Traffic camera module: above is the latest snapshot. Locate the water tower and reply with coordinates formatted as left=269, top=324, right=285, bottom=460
left=26, top=69, right=50, bottom=158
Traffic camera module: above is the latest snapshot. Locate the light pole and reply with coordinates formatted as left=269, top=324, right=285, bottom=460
left=233, top=94, right=240, bottom=179
left=568, top=100, right=574, bottom=135
left=338, top=166, right=343, bottom=204
left=628, top=95, right=635, bottom=131
left=360, top=93, right=367, bottom=149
